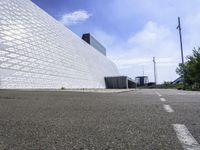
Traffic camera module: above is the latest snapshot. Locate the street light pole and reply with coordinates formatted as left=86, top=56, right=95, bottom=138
left=176, top=17, right=185, bottom=89
left=153, top=57, right=157, bottom=85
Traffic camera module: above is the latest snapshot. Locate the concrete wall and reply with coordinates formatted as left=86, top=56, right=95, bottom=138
left=0, top=0, right=119, bottom=89
left=105, top=76, right=128, bottom=89
left=105, top=76, right=136, bottom=89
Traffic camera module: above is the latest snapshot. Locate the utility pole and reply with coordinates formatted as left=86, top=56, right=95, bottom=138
left=142, top=65, right=144, bottom=76
left=153, top=57, right=157, bottom=85
left=176, top=17, right=185, bottom=89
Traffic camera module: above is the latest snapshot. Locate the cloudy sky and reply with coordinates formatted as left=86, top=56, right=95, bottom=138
left=32, top=0, right=200, bottom=83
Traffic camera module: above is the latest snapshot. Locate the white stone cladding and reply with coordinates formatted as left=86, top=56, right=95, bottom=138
left=0, top=0, right=119, bottom=89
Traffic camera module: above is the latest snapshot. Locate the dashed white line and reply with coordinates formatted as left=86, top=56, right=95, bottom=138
left=178, top=93, right=187, bottom=95
left=173, top=124, right=200, bottom=150
left=155, top=91, right=162, bottom=97
left=160, top=98, right=166, bottom=102
left=163, top=104, right=174, bottom=113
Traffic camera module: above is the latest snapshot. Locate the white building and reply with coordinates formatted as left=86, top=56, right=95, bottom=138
left=0, top=0, right=119, bottom=89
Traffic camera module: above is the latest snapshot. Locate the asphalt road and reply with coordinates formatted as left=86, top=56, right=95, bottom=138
left=0, top=89, right=200, bottom=150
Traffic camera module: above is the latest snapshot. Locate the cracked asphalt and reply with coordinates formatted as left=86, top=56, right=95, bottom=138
left=0, top=89, right=200, bottom=149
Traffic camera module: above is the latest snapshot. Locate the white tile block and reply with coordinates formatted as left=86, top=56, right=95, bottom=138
left=0, top=0, right=119, bottom=89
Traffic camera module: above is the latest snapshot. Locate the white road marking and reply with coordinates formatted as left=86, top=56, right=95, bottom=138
left=178, top=93, right=187, bottom=95
left=178, top=92, right=200, bottom=96
left=163, top=104, right=174, bottom=113
left=155, top=91, right=162, bottom=97
left=173, top=124, right=200, bottom=150
left=160, top=98, right=166, bottom=102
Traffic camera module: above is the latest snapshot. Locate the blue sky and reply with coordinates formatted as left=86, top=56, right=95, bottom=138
left=32, top=0, right=200, bottom=83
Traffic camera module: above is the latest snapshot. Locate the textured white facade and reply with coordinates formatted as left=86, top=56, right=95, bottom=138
left=0, top=0, right=119, bottom=89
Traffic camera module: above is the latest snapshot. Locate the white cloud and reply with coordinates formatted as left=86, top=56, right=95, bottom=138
left=60, top=10, right=92, bottom=26
left=184, top=13, right=200, bottom=51
left=93, top=21, right=181, bottom=83
left=127, top=21, right=179, bottom=57
left=128, top=22, right=172, bottom=50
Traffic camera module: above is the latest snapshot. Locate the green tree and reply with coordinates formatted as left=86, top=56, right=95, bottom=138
left=176, top=47, right=200, bottom=89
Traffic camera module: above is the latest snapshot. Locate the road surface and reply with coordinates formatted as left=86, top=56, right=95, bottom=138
left=0, top=89, right=200, bottom=149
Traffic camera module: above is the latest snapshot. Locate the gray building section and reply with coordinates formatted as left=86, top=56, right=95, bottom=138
left=105, top=76, right=136, bottom=89
left=82, top=33, right=107, bottom=56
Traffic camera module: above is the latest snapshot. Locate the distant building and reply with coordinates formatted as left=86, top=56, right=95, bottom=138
left=82, top=33, right=107, bottom=56
left=135, top=76, right=149, bottom=86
